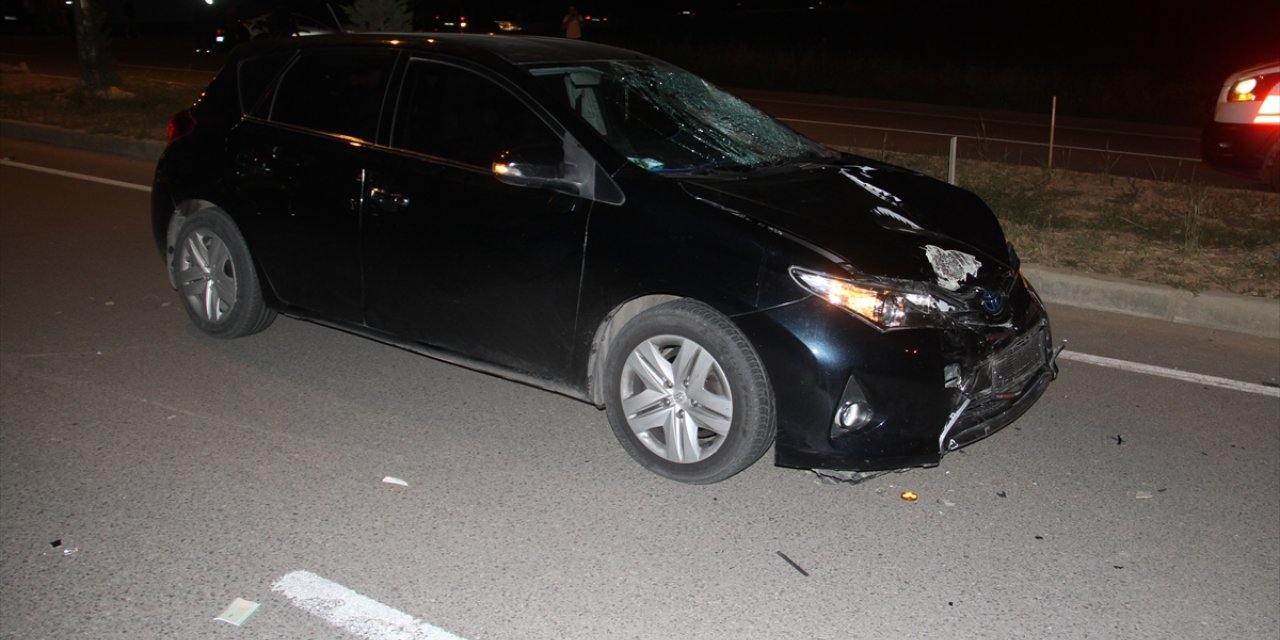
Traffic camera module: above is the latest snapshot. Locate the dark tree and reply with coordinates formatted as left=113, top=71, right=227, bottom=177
left=69, top=0, right=119, bottom=95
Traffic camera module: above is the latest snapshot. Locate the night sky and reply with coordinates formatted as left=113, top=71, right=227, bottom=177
left=35, top=1, right=1280, bottom=124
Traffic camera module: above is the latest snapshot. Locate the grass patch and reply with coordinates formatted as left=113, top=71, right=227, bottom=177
left=839, top=144, right=1278, bottom=297
left=0, top=72, right=196, bottom=140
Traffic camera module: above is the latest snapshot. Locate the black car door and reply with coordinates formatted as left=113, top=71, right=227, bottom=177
left=360, top=58, right=592, bottom=382
left=227, top=48, right=396, bottom=323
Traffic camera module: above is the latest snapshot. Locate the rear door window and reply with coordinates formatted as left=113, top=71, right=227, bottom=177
left=237, top=50, right=294, bottom=114
left=268, top=50, right=397, bottom=142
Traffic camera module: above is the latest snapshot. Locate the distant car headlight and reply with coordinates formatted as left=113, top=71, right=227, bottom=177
left=1229, top=77, right=1260, bottom=102
left=791, top=267, right=948, bottom=330
left=1226, top=74, right=1280, bottom=123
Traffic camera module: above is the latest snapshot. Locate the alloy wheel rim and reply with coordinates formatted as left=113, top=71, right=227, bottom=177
left=619, top=334, right=733, bottom=463
left=176, top=229, right=238, bottom=324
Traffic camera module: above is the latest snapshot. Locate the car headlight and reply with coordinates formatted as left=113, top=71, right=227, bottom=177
left=1227, top=74, right=1280, bottom=124
left=1228, top=77, right=1260, bottom=102
left=791, top=267, right=948, bottom=330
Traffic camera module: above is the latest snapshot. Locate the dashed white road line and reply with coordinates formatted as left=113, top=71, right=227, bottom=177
left=1059, top=350, right=1280, bottom=398
left=0, top=157, right=152, bottom=192
left=273, top=570, right=469, bottom=640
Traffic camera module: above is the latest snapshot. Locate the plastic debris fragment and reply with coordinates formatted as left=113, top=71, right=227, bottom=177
left=214, top=598, right=260, bottom=626
left=811, top=468, right=891, bottom=485
left=1135, top=490, right=1153, bottom=499
left=776, top=551, right=810, bottom=577
left=900, top=490, right=919, bottom=502
left=382, top=476, right=409, bottom=487
left=48, top=539, right=78, bottom=557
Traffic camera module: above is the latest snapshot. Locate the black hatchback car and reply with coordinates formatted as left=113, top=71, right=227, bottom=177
left=152, top=34, right=1057, bottom=483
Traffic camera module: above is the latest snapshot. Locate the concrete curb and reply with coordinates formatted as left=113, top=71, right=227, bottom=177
left=1023, top=266, right=1279, bottom=339
left=3, top=119, right=1277, bottom=339
left=1, top=119, right=166, bottom=162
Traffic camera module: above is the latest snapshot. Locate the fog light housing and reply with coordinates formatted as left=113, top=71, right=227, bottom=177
left=837, top=401, right=873, bottom=430
left=831, top=376, right=876, bottom=439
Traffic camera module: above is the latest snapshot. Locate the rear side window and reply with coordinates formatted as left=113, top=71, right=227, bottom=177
left=269, top=50, right=397, bottom=142
left=237, top=51, right=293, bottom=114
left=391, top=60, right=560, bottom=166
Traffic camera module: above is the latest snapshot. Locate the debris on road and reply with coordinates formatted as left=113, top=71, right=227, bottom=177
left=811, top=468, right=890, bottom=485
left=776, top=551, right=810, bottom=577
left=214, top=597, right=260, bottom=627
left=1135, top=490, right=1153, bottom=499
left=900, top=490, right=919, bottom=502
left=47, top=539, right=79, bottom=557
left=996, top=490, right=1008, bottom=498
left=1114, top=434, right=1124, bottom=446
left=382, top=476, right=409, bottom=487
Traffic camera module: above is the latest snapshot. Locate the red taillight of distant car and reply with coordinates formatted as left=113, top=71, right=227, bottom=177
left=166, top=110, right=196, bottom=145
left=1256, top=95, right=1280, bottom=124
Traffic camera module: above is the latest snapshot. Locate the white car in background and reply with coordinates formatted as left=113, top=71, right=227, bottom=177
left=1201, top=61, right=1280, bottom=190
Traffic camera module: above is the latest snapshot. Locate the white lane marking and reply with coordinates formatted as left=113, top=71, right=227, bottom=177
left=1060, top=350, right=1280, bottom=398
left=778, top=117, right=1202, bottom=162
left=0, top=157, right=152, bottom=192
left=272, top=570, right=470, bottom=640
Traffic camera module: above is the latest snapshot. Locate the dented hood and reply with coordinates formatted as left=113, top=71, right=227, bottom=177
left=679, top=159, right=1012, bottom=281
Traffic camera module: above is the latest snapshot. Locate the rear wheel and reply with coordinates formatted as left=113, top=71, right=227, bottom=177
left=603, top=300, right=774, bottom=484
left=171, top=209, right=275, bottom=338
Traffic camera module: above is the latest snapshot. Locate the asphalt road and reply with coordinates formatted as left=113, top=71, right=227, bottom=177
left=0, top=35, right=1263, bottom=190
left=1, top=138, right=1277, bottom=639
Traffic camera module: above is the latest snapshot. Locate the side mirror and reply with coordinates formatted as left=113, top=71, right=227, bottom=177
left=491, top=145, right=566, bottom=187
left=491, top=136, right=625, bottom=206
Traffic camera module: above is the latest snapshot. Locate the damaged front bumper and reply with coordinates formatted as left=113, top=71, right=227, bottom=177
left=937, top=321, right=1059, bottom=452
left=738, top=283, right=1058, bottom=473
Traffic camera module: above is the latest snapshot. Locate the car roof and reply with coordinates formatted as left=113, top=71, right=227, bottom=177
left=232, top=32, right=651, bottom=66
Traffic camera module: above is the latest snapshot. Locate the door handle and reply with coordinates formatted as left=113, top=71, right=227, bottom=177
left=368, top=187, right=411, bottom=211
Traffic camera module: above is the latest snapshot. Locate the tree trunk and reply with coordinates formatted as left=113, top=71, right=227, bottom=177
left=71, top=0, right=116, bottom=94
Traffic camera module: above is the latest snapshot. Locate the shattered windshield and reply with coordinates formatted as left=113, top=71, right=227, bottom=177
left=527, top=60, right=836, bottom=173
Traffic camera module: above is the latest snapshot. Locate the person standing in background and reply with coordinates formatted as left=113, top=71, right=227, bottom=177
left=562, top=5, right=584, bottom=39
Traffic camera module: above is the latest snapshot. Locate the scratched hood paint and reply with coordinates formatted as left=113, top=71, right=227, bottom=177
left=678, top=158, right=1012, bottom=280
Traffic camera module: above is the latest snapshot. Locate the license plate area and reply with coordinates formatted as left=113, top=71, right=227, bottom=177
left=990, top=326, right=1047, bottom=397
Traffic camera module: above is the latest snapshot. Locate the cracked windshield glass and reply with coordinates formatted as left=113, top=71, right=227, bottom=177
left=528, top=61, right=836, bottom=173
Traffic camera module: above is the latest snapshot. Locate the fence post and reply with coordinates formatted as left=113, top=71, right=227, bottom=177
left=1048, top=95, right=1057, bottom=172
left=948, top=136, right=958, bottom=185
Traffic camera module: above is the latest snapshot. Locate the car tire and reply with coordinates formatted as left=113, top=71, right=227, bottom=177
left=603, top=300, right=775, bottom=484
left=171, top=209, right=276, bottom=338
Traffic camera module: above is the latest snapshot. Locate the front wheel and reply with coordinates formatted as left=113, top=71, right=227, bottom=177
left=603, top=300, right=775, bottom=484
left=170, top=209, right=275, bottom=338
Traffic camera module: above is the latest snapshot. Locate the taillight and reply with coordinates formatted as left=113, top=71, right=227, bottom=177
left=1256, top=95, right=1280, bottom=124
left=166, top=109, right=196, bottom=145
